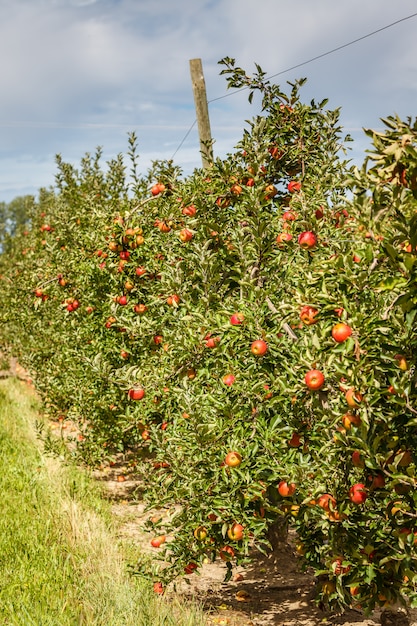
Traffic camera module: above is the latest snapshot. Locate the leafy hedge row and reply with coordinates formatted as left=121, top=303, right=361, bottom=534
left=0, top=60, right=416, bottom=614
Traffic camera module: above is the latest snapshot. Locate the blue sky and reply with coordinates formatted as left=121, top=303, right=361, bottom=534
left=1, top=0, right=417, bottom=201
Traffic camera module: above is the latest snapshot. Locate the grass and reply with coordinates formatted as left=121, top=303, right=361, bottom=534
left=0, top=378, right=205, bottom=626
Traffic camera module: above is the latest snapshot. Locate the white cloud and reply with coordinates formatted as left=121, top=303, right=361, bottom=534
left=0, top=0, right=417, bottom=200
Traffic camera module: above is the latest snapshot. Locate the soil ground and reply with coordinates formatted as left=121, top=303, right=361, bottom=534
left=7, top=360, right=415, bottom=626
left=94, top=461, right=417, bottom=626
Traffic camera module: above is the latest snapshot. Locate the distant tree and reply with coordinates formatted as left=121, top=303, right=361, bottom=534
left=0, top=195, right=35, bottom=252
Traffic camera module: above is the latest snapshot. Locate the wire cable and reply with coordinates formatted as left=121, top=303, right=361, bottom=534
left=208, top=11, right=417, bottom=104
left=169, top=11, right=417, bottom=160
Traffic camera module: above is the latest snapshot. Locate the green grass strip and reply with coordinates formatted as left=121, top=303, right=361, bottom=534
left=0, top=378, right=204, bottom=626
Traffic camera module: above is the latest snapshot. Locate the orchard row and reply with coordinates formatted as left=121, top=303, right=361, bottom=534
left=0, top=61, right=416, bottom=615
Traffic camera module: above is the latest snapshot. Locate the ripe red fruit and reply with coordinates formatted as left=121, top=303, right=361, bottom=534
left=182, top=204, right=197, bottom=217
left=251, top=340, right=268, bottom=356
left=288, top=432, right=301, bottom=448
left=179, top=228, right=193, bottom=242
left=345, top=388, right=363, bottom=408
left=205, top=336, right=220, bottom=348
left=230, top=183, right=243, bottom=195
left=394, top=354, right=409, bottom=371
left=264, top=184, right=278, bottom=199
left=342, top=413, right=361, bottom=429
left=332, top=323, right=352, bottom=343
left=222, top=374, right=236, bottom=386
left=224, top=451, right=242, bottom=468
left=368, top=472, right=385, bottom=489
left=134, top=303, right=147, bottom=314
left=219, top=545, right=235, bottom=561
left=282, top=210, right=297, bottom=222
left=276, top=232, right=293, bottom=245
left=184, top=562, right=198, bottom=575
left=305, top=369, right=325, bottom=390
left=150, top=535, right=166, bottom=548
left=288, top=181, right=301, bottom=193
left=193, top=526, right=208, bottom=541
left=227, top=523, right=244, bottom=541
left=349, top=483, right=367, bottom=505
left=298, top=231, right=317, bottom=249
left=118, top=295, right=128, bottom=306
left=167, top=294, right=180, bottom=306
left=128, top=388, right=145, bottom=401
left=153, top=582, right=164, bottom=594
left=299, top=305, right=318, bottom=325
left=151, top=182, right=166, bottom=196
left=230, top=312, right=244, bottom=325
left=278, top=481, right=297, bottom=497
left=317, top=494, right=337, bottom=511
left=135, top=266, right=147, bottom=276
left=332, top=557, right=351, bottom=576
left=351, top=450, right=364, bottom=468
left=153, top=335, right=163, bottom=345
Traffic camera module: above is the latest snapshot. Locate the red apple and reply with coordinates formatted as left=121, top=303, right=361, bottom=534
left=345, top=388, right=363, bottom=408
left=205, top=336, right=220, bottom=348
left=298, top=231, right=317, bottom=249
left=278, top=481, right=297, bottom=497
left=166, top=294, right=180, bottom=306
left=368, top=472, right=385, bottom=489
left=135, top=266, right=147, bottom=276
left=231, top=183, right=243, bottom=195
left=251, top=340, right=268, bottom=356
left=305, top=369, right=325, bottom=390
left=317, top=494, right=337, bottom=511
left=352, top=450, right=365, bottom=468
left=276, top=232, right=293, bottom=245
left=153, top=582, right=164, bottom=594
left=179, top=228, right=193, bottom=242
left=230, top=312, right=244, bottom=325
left=184, top=562, right=198, bottom=575
left=342, top=413, right=361, bottom=429
left=150, top=535, right=166, bottom=548
left=193, top=526, right=208, bottom=541
left=288, top=181, right=301, bottom=193
left=222, top=374, right=236, bottom=386
left=288, top=432, right=301, bottom=447
left=299, top=305, right=318, bottom=325
left=128, top=388, right=145, bottom=401
left=394, top=354, right=409, bottom=371
left=224, top=451, right=242, bottom=468
left=349, top=483, right=367, bottom=505
left=332, top=323, right=352, bottom=343
left=151, top=182, right=165, bottom=196
left=282, top=211, right=297, bottom=221
left=182, top=204, right=197, bottom=217
left=219, top=545, right=235, bottom=561
left=227, top=523, right=244, bottom=541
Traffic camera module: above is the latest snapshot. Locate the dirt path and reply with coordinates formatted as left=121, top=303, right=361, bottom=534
left=95, top=464, right=416, bottom=626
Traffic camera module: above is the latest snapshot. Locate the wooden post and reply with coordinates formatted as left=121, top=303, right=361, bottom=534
left=189, top=58, right=213, bottom=169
